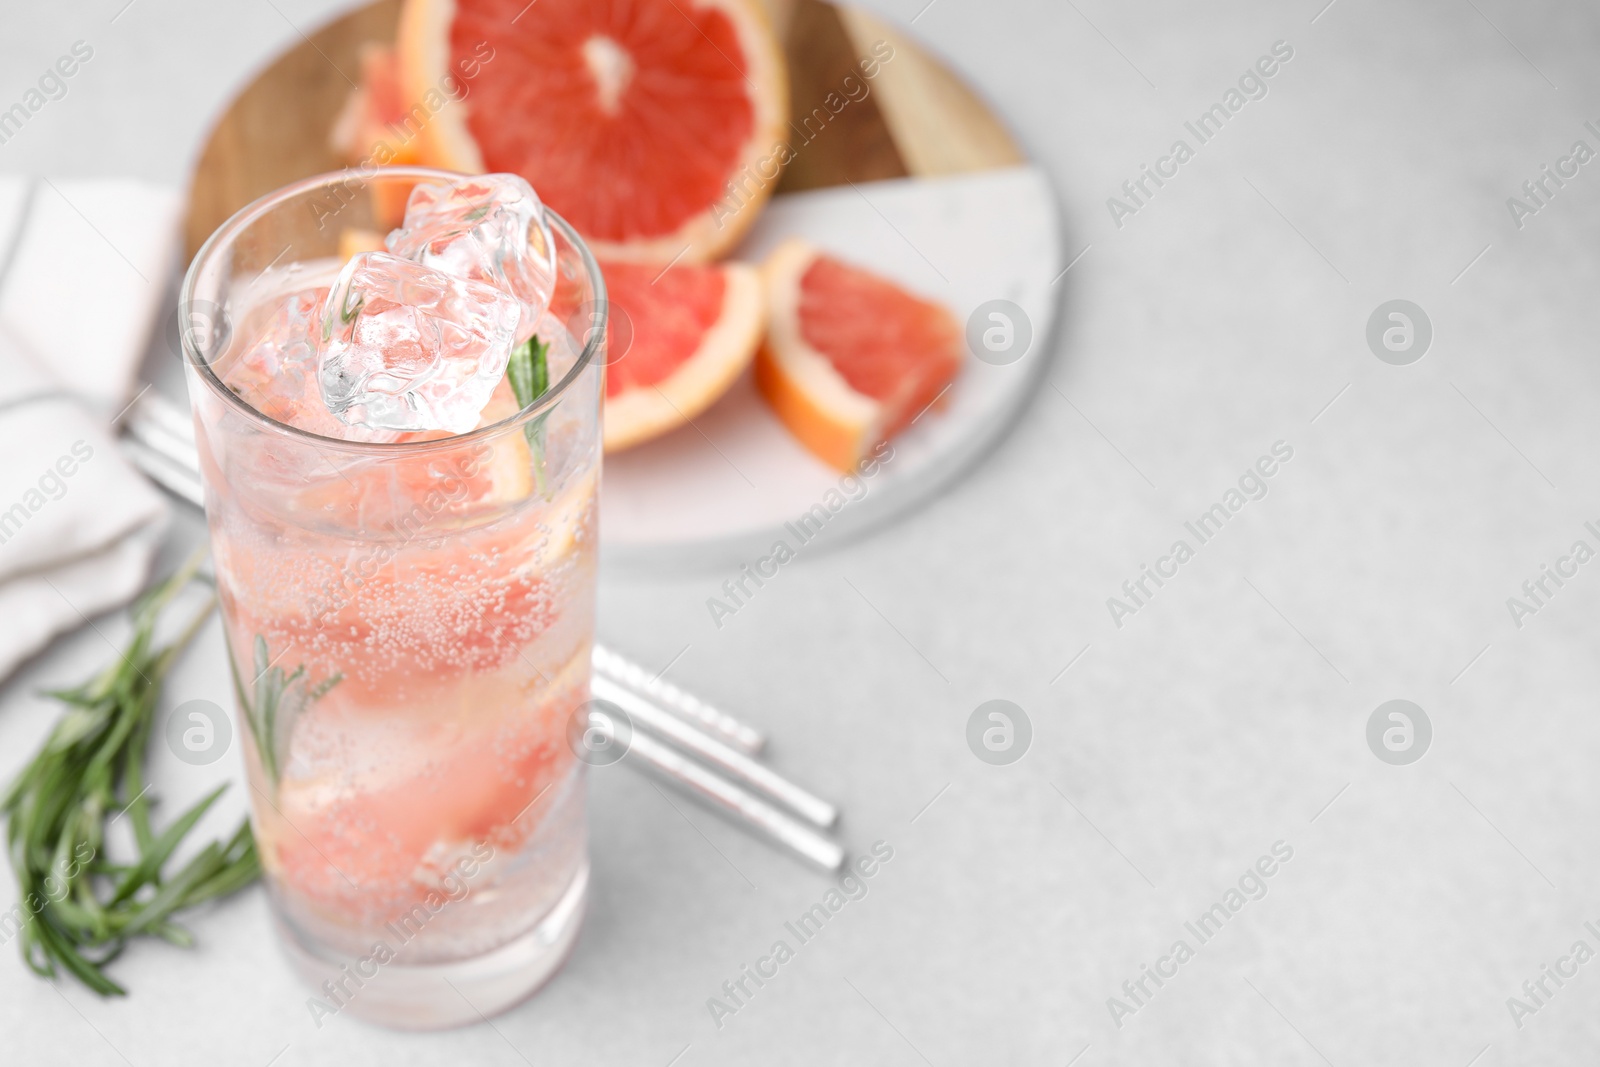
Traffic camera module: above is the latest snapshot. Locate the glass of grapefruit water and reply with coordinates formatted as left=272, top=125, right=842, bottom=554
left=179, top=167, right=604, bottom=1028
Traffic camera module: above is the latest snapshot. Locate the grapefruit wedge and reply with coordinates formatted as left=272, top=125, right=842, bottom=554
left=329, top=45, right=416, bottom=167
left=755, top=239, right=964, bottom=471
left=594, top=259, right=765, bottom=452
left=398, top=0, right=788, bottom=263
left=329, top=46, right=424, bottom=224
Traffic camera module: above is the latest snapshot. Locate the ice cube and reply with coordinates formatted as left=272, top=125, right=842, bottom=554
left=230, top=286, right=321, bottom=403
left=223, top=285, right=391, bottom=441
left=227, top=285, right=334, bottom=433
left=318, top=251, right=521, bottom=434
left=386, top=174, right=557, bottom=338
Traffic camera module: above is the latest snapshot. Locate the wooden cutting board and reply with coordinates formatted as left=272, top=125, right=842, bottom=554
left=182, top=0, right=1025, bottom=259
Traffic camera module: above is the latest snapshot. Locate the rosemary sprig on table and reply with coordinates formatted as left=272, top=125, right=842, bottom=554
left=1, top=551, right=259, bottom=996
left=506, top=333, right=552, bottom=496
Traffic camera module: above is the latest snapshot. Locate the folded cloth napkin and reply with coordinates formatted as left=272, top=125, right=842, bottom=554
left=0, top=175, right=179, bottom=680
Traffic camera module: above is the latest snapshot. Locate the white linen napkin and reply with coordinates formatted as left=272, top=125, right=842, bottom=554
left=0, top=176, right=179, bottom=680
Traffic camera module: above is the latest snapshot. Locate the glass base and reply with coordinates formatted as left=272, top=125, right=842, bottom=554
left=280, top=860, right=589, bottom=1031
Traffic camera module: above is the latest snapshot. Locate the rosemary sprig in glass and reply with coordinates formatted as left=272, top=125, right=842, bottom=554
left=506, top=333, right=552, bottom=496
left=228, top=634, right=340, bottom=789
left=0, top=551, right=260, bottom=995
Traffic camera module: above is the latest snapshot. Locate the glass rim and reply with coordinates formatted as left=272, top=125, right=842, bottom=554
left=179, top=165, right=607, bottom=455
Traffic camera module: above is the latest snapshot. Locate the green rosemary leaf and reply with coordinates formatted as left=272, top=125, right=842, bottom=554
left=123, top=843, right=228, bottom=936
left=32, top=916, right=124, bottom=997
left=108, top=784, right=227, bottom=906
left=307, top=671, right=344, bottom=703
left=121, top=731, right=153, bottom=853
left=71, top=877, right=110, bottom=942
left=247, top=634, right=280, bottom=784
left=44, top=709, right=102, bottom=752
left=151, top=922, right=194, bottom=949
left=224, top=629, right=261, bottom=776
left=506, top=333, right=536, bottom=406
left=181, top=832, right=260, bottom=907
left=226, top=631, right=335, bottom=790
left=504, top=334, right=553, bottom=497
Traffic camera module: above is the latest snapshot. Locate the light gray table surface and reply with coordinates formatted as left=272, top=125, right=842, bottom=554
left=3, top=0, right=1600, bottom=1063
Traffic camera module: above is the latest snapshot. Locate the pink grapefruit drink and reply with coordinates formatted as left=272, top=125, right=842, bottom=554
left=180, top=169, right=605, bottom=1028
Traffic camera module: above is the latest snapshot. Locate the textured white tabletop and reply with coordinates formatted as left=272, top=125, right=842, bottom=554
left=2, top=1, right=1599, bottom=1063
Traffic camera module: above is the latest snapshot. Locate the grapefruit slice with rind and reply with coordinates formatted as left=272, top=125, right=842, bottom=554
left=398, top=0, right=788, bottom=262
left=329, top=45, right=416, bottom=168
left=329, top=45, right=422, bottom=225
left=592, top=259, right=765, bottom=453
left=263, top=664, right=590, bottom=921
left=755, top=238, right=964, bottom=472
left=276, top=379, right=534, bottom=526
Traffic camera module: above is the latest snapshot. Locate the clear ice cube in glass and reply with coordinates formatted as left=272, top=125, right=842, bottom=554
left=386, top=174, right=557, bottom=340
left=318, top=251, right=521, bottom=434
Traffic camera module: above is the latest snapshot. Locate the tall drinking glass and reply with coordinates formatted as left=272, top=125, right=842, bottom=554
left=179, top=167, right=604, bottom=1028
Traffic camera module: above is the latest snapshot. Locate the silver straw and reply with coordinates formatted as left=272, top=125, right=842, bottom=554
left=620, top=726, right=843, bottom=871
left=592, top=674, right=837, bottom=828
left=591, top=643, right=765, bottom=754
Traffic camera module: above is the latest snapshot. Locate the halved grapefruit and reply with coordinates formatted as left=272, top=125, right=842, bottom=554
left=590, top=259, right=765, bottom=452
left=397, top=0, right=788, bottom=262
left=756, top=238, right=964, bottom=471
